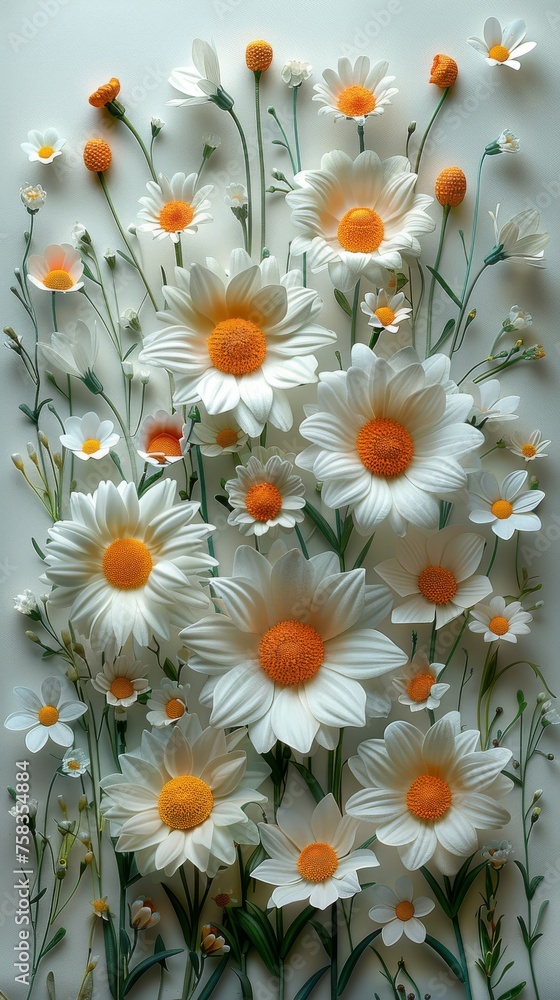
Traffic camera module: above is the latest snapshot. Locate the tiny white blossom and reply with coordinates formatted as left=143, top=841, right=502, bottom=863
left=482, top=840, right=514, bottom=868
left=281, top=59, right=313, bottom=87
left=14, top=591, right=38, bottom=615
left=20, top=184, right=46, bottom=211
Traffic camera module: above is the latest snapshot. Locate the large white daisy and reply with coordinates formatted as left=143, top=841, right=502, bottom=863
left=225, top=447, right=305, bottom=538
left=467, top=470, right=545, bottom=540
left=137, top=172, right=213, bottom=244
left=313, top=57, right=398, bottom=124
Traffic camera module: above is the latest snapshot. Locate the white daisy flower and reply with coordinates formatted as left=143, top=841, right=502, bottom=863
left=281, top=59, right=313, bottom=88
left=507, top=429, right=550, bottom=462
left=168, top=39, right=233, bottom=111
left=4, top=677, right=87, bottom=753
left=137, top=172, right=212, bottom=244
left=20, top=184, right=47, bottom=211
left=91, top=655, right=150, bottom=707
left=146, top=680, right=190, bottom=727
left=41, top=322, right=100, bottom=388
left=361, top=289, right=412, bottom=334
left=369, top=876, right=434, bottom=945
left=286, top=150, right=434, bottom=292
left=297, top=346, right=483, bottom=537
left=313, top=57, right=398, bottom=124
left=252, top=793, right=379, bottom=910
left=44, top=480, right=216, bottom=650
left=225, top=448, right=305, bottom=538
left=100, top=724, right=267, bottom=876
left=375, top=525, right=492, bottom=630
left=464, top=378, right=519, bottom=424
left=14, top=590, right=39, bottom=616
left=59, top=411, right=119, bottom=462
left=392, top=651, right=450, bottom=713
left=468, top=470, right=544, bottom=540
left=136, top=410, right=187, bottom=466
left=20, top=128, right=66, bottom=164
left=468, top=18, right=536, bottom=70
left=224, top=183, right=248, bottom=209
left=482, top=839, right=514, bottom=868
left=138, top=250, right=335, bottom=438
left=61, top=747, right=90, bottom=777
left=190, top=410, right=247, bottom=457
left=131, top=898, right=160, bottom=929
left=183, top=545, right=406, bottom=754
left=486, top=206, right=549, bottom=267
left=346, top=711, right=513, bottom=874
left=27, top=244, right=84, bottom=293
left=469, top=596, right=532, bottom=644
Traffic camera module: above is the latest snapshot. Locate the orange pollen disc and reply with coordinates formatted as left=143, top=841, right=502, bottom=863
left=246, top=40, right=273, bottom=72
left=245, top=482, right=283, bottom=522
left=207, top=318, right=267, bottom=375
left=489, top=615, right=510, bottom=636
left=213, top=892, right=231, bottom=907
left=491, top=499, right=513, bottom=519
left=374, top=306, right=396, bottom=327
left=146, top=431, right=182, bottom=457
left=356, top=417, right=414, bottom=477
left=395, top=900, right=415, bottom=921
left=417, top=566, right=457, bottom=605
left=43, top=269, right=74, bottom=291
left=109, top=676, right=135, bottom=699
left=488, top=44, right=510, bottom=62
left=337, top=207, right=384, bottom=253
left=157, top=775, right=214, bottom=830
left=67, top=760, right=81, bottom=770
left=103, top=537, right=153, bottom=590
left=435, top=167, right=467, bottom=208
left=406, top=774, right=452, bottom=820
left=37, top=145, right=55, bottom=159
left=83, top=138, right=112, bottom=172
left=259, top=620, right=325, bottom=686
left=407, top=673, right=435, bottom=703
left=215, top=427, right=238, bottom=449
left=93, top=898, right=109, bottom=914
left=297, top=842, right=339, bottom=882
left=158, top=200, right=195, bottom=233
left=38, top=705, right=59, bottom=727
left=82, top=438, right=101, bottom=454
left=336, top=85, right=377, bottom=117
left=521, top=443, right=537, bottom=457
left=165, top=697, right=186, bottom=720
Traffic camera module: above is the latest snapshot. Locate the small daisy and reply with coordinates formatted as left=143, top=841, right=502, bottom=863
left=468, top=470, right=545, bottom=540
left=20, top=128, right=66, bottom=164
left=465, top=378, right=519, bottom=424
left=190, top=411, right=247, bottom=457
left=486, top=206, right=549, bottom=268
left=59, top=412, right=119, bottom=461
left=4, top=677, right=87, bottom=753
left=20, top=184, right=47, bottom=211
left=469, top=595, right=532, bottom=644
left=131, top=898, right=160, bottom=929
left=91, top=897, right=110, bottom=920
left=61, top=747, right=90, bottom=778
left=369, top=876, right=434, bottom=945
left=136, top=410, right=187, bottom=466
left=225, top=448, right=305, bottom=538
left=137, top=172, right=212, bottom=243
left=27, top=244, right=84, bottom=293
left=281, top=60, right=313, bottom=88
left=146, top=680, right=190, bottom=727
left=482, top=839, right=514, bottom=868
left=468, top=18, right=536, bottom=70
left=392, top=651, right=450, bottom=713
left=361, top=289, right=412, bottom=334
left=507, top=429, right=550, bottom=462
left=313, top=57, right=398, bottom=124
left=91, top=655, right=150, bottom=708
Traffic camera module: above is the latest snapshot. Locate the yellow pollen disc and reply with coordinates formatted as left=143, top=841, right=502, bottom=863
left=43, top=269, right=74, bottom=290
left=489, top=615, right=509, bottom=636
left=68, top=760, right=81, bottom=770
left=356, top=417, right=414, bottom=477
left=491, top=499, right=513, bottom=519
left=93, top=899, right=109, bottom=914
left=259, top=620, right=325, bottom=686
left=521, top=443, right=537, bottom=458
left=207, top=318, right=267, bottom=375
left=82, top=438, right=101, bottom=455
left=146, top=432, right=182, bottom=458
left=336, top=85, right=377, bottom=117
left=165, top=697, right=186, bottom=720
left=337, top=207, right=385, bottom=253
left=395, top=900, right=415, bottom=921
left=407, top=673, right=435, bottom=703
left=374, top=306, right=396, bottom=327
left=109, top=676, right=135, bottom=699
left=157, top=775, right=214, bottom=830
left=37, top=145, right=55, bottom=158
left=215, top=427, right=238, bottom=449
left=213, top=892, right=231, bottom=907
left=488, top=44, right=510, bottom=62
left=38, top=705, right=59, bottom=727
left=406, top=774, right=452, bottom=820
left=245, top=482, right=283, bottom=522
left=418, top=566, right=457, bottom=605
left=158, top=199, right=195, bottom=233
left=103, top=538, right=153, bottom=590
left=297, top=842, right=339, bottom=882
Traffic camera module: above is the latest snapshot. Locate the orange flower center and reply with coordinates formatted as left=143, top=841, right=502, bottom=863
left=146, top=432, right=182, bottom=459
left=93, top=898, right=109, bottom=914
left=259, top=620, right=325, bottom=686
left=337, top=207, right=385, bottom=253
left=158, top=200, right=195, bottom=233
left=521, top=443, right=537, bottom=458
left=356, top=417, right=414, bottom=477
left=406, top=774, right=452, bottom=820
left=489, top=615, right=509, bottom=636
left=488, top=44, right=510, bottom=62
left=82, top=438, right=101, bottom=454
left=407, top=673, right=435, bottom=703
left=215, top=427, right=239, bottom=449
left=246, top=40, right=273, bottom=72
left=213, top=892, right=232, bottom=907
left=336, top=85, right=377, bottom=117
left=418, top=566, right=457, bottom=605
left=245, top=482, right=283, bottom=522
left=37, top=145, right=55, bottom=159
left=109, top=676, right=135, bottom=699
left=67, top=759, right=82, bottom=770
left=38, top=705, right=59, bottom=727
left=435, top=167, right=467, bottom=207
left=395, top=900, right=415, bottom=921
left=297, top=842, right=339, bottom=882
left=491, top=499, right=513, bottom=519
left=165, top=697, right=186, bottom=719
left=374, top=306, right=396, bottom=327
left=157, top=775, right=214, bottom=829
left=207, top=318, right=267, bottom=375
left=43, top=269, right=74, bottom=290
left=103, top=538, right=153, bottom=590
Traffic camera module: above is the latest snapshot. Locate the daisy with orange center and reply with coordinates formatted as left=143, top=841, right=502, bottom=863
left=59, top=411, right=119, bottom=462
left=361, top=288, right=412, bottom=335
left=20, top=128, right=66, bottom=164
left=189, top=410, right=247, bottom=457
left=137, top=410, right=187, bottom=466
left=146, top=680, right=190, bottom=728
left=468, top=18, right=536, bottom=71
left=369, top=876, right=435, bottom=945
left=469, top=595, right=533, bottom=644
left=91, top=655, right=150, bottom=708
left=4, top=677, right=87, bottom=753
left=137, top=172, right=212, bottom=243
left=91, top=897, right=110, bottom=919
left=313, top=56, right=398, bottom=124
left=468, top=469, right=545, bottom=540
left=61, top=747, right=90, bottom=778
left=507, top=429, right=550, bottom=462
left=27, top=244, right=84, bottom=294
left=392, top=650, right=450, bottom=713
left=225, top=447, right=305, bottom=538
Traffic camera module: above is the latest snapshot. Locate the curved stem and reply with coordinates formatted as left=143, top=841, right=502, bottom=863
left=195, top=446, right=217, bottom=573
left=350, top=280, right=361, bottom=350
left=414, top=88, right=449, bottom=175
left=228, top=109, right=253, bottom=256
left=450, top=263, right=488, bottom=355
left=462, top=152, right=486, bottom=301
left=99, top=390, right=137, bottom=481
left=96, top=173, right=157, bottom=309
left=254, top=72, right=266, bottom=257
left=486, top=536, right=499, bottom=576
left=120, top=114, right=157, bottom=181
left=294, top=523, right=309, bottom=559
left=426, top=205, right=450, bottom=356
left=293, top=86, right=302, bottom=171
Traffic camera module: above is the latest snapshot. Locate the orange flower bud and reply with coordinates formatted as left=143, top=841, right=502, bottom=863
left=83, top=138, right=112, bottom=172
left=246, top=40, right=273, bottom=73
left=89, top=77, right=121, bottom=108
left=435, top=167, right=467, bottom=207
left=430, top=54, right=458, bottom=89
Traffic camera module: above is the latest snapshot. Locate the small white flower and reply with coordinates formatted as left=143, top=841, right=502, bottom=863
left=506, top=305, right=532, bottom=330
left=392, top=651, right=450, bottom=713
left=469, top=595, right=532, bottom=644
left=468, top=18, right=536, bottom=70
left=146, top=680, right=190, bottom=728
left=497, top=130, right=520, bottom=153
left=507, top=429, right=550, bottom=462
left=225, top=447, right=305, bottom=538
left=4, top=677, right=87, bottom=753
left=464, top=378, right=519, bottom=423
left=61, top=747, right=90, bottom=777
left=137, top=172, right=213, bottom=243
left=151, top=117, right=165, bottom=131
left=20, top=184, right=47, bottom=211
left=202, top=132, right=221, bottom=152
left=486, top=206, right=549, bottom=267
left=224, top=183, right=248, bottom=209
left=168, top=39, right=231, bottom=110
left=369, top=876, right=434, bottom=945
left=468, top=470, right=545, bottom=540
left=136, top=410, right=187, bottom=466
left=27, top=244, right=84, bottom=293
left=361, top=289, right=412, bottom=333
left=482, top=839, right=514, bottom=868
left=14, top=590, right=38, bottom=615
left=120, top=309, right=141, bottom=332
left=131, top=898, right=160, bottom=929
left=542, top=701, right=560, bottom=726
left=9, top=799, right=38, bottom=820
left=20, top=128, right=66, bottom=164
left=281, top=60, right=313, bottom=87
left=313, top=57, right=398, bottom=124
left=59, top=412, right=119, bottom=461
left=71, top=223, right=90, bottom=247
left=189, top=411, right=247, bottom=457
left=91, top=656, right=150, bottom=708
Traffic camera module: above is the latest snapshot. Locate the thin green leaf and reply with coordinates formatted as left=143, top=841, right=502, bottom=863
left=309, top=919, right=333, bottom=958
left=280, top=906, right=316, bottom=959
left=291, top=762, right=325, bottom=803
left=40, top=927, right=66, bottom=959
left=46, top=971, right=56, bottom=1000
left=30, top=886, right=48, bottom=905
left=497, top=984, right=527, bottom=1000
left=451, top=862, right=487, bottom=915
left=116, top=249, right=137, bottom=268
left=82, top=262, right=101, bottom=285
left=162, top=884, right=191, bottom=943
left=156, top=935, right=173, bottom=972
left=336, top=929, right=381, bottom=995
left=339, top=514, right=354, bottom=554
left=420, top=867, right=453, bottom=918
left=123, top=948, right=183, bottom=995
left=31, top=537, right=46, bottom=561
left=503, top=769, right=523, bottom=787
left=102, top=918, right=118, bottom=1000
left=294, top=965, right=330, bottom=1000
left=334, top=289, right=352, bottom=317
left=431, top=318, right=456, bottom=353
left=529, top=874, right=544, bottom=900
left=352, top=533, right=375, bottom=569
left=426, top=265, right=462, bottom=307
left=120, top=928, right=131, bottom=960
left=304, top=502, right=339, bottom=550
left=122, top=342, right=138, bottom=361
left=233, top=905, right=279, bottom=976
left=425, top=934, right=465, bottom=982
left=162, top=657, right=178, bottom=682
left=513, top=860, right=529, bottom=897
left=534, top=898, right=549, bottom=935
left=516, top=916, right=530, bottom=950
left=232, top=967, right=254, bottom=999
left=196, top=955, right=230, bottom=1000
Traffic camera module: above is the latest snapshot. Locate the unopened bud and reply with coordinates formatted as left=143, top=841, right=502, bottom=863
left=27, top=443, right=39, bottom=465
left=38, top=431, right=49, bottom=448
left=53, top=452, right=63, bottom=470
left=56, top=860, right=67, bottom=879
left=25, top=630, right=40, bottom=643
left=531, top=807, right=541, bottom=823
left=61, top=629, right=72, bottom=649
left=57, top=795, right=67, bottom=814
left=104, top=249, right=116, bottom=269
left=78, top=794, right=88, bottom=812
left=11, top=453, right=25, bottom=471
left=86, top=957, right=98, bottom=972
left=66, top=665, right=78, bottom=682
left=532, top=789, right=543, bottom=803
left=73, top=642, right=85, bottom=658
left=84, top=850, right=94, bottom=865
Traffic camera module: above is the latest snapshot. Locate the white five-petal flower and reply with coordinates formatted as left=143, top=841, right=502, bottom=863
left=4, top=677, right=87, bottom=753
left=468, top=470, right=544, bottom=540
left=59, top=411, right=119, bottom=461
left=20, top=128, right=66, bottom=164
left=369, top=876, right=434, bottom=945
left=468, top=18, right=536, bottom=70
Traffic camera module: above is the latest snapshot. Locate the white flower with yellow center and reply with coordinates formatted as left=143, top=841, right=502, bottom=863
left=224, top=184, right=248, bottom=209
left=486, top=206, right=549, bottom=267
left=464, top=378, right=519, bottom=424
left=100, top=724, right=267, bottom=876
left=469, top=595, right=532, bottom=644
left=137, top=410, right=187, bottom=466
left=252, top=794, right=379, bottom=909
left=183, top=545, right=406, bottom=754
left=346, top=712, right=513, bottom=874
left=44, top=480, right=216, bottom=650
left=137, top=172, right=212, bottom=243
left=190, top=410, right=247, bottom=457
left=507, top=429, right=550, bottom=462
left=91, top=655, right=150, bottom=708
left=297, top=346, right=483, bottom=536
left=468, top=18, right=536, bottom=70
left=313, top=57, right=397, bottom=124
left=375, top=525, right=492, bottom=629
left=20, top=128, right=66, bottom=164
left=468, top=470, right=544, bottom=540
left=4, top=677, right=87, bottom=753
left=225, top=447, right=305, bottom=538
left=286, top=150, right=434, bottom=291
left=27, top=244, right=84, bottom=293
left=59, top=411, right=119, bottom=461
left=61, top=747, right=90, bottom=778
left=482, top=839, right=514, bottom=868
left=168, top=39, right=232, bottom=110
left=20, top=184, right=47, bottom=211
left=369, top=876, right=435, bottom=945
left=496, top=130, right=520, bottom=153
left=138, top=250, right=335, bottom=437
left=146, top=680, right=190, bottom=728
left=392, top=651, right=449, bottom=713
left=361, top=289, right=412, bottom=334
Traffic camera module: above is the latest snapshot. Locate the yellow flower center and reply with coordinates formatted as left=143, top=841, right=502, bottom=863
left=157, top=775, right=214, bottom=829
left=93, top=898, right=109, bottom=914
left=336, top=85, right=376, bottom=118
left=374, top=306, right=396, bottom=327
left=103, top=538, right=153, bottom=590
left=146, top=432, right=182, bottom=460
left=418, top=566, right=457, bottom=605
left=38, top=705, right=59, bottom=727
left=488, top=44, right=510, bottom=62
left=158, top=200, right=194, bottom=233
left=245, top=482, right=283, bottom=522
left=213, top=892, right=232, bottom=907
left=395, top=900, right=415, bottom=921
left=491, top=499, right=513, bottom=519
left=406, top=774, right=452, bottom=820
left=259, top=620, right=325, bottom=686
left=489, top=615, right=509, bottom=636
left=109, top=676, right=135, bottom=699
left=82, top=438, right=101, bottom=455
left=37, top=145, right=55, bottom=159
left=521, top=443, right=537, bottom=458
left=43, top=269, right=74, bottom=290
left=215, top=427, right=238, bottom=449
left=356, top=417, right=414, bottom=477
left=207, top=318, right=267, bottom=375
left=297, top=842, right=339, bottom=882
left=165, top=697, right=186, bottom=720
left=337, top=207, right=385, bottom=254
left=67, top=759, right=82, bottom=770
left=407, top=673, right=435, bottom=703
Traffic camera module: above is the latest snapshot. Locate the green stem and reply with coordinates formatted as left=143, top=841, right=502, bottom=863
left=357, top=123, right=365, bottom=153
left=414, top=88, right=449, bottom=175
left=451, top=263, right=488, bottom=355
left=426, top=205, right=450, bottom=356
left=96, top=172, right=157, bottom=309
left=99, top=390, right=138, bottom=481
left=120, top=114, right=158, bottom=181
left=293, top=86, right=302, bottom=171
left=269, top=106, right=296, bottom=173
left=452, top=913, right=473, bottom=1000
left=520, top=713, right=542, bottom=999
left=254, top=72, right=266, bottom=257
left=461, top=152, right=487, bottom=301
left=330, top=902, right=338, bottom=1000
left=486, top=536, right=499, bottom=576
left=174, top=239, right=183, bottom=269
left=437, top=614, right=468, bottom=682
left=195, top=446, right=217, bottom=573
left=350, top=280, right=361, bottom=350
left=228, top=109, right=253, bottom=256
left=294, top=523, right=309, bottom=559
